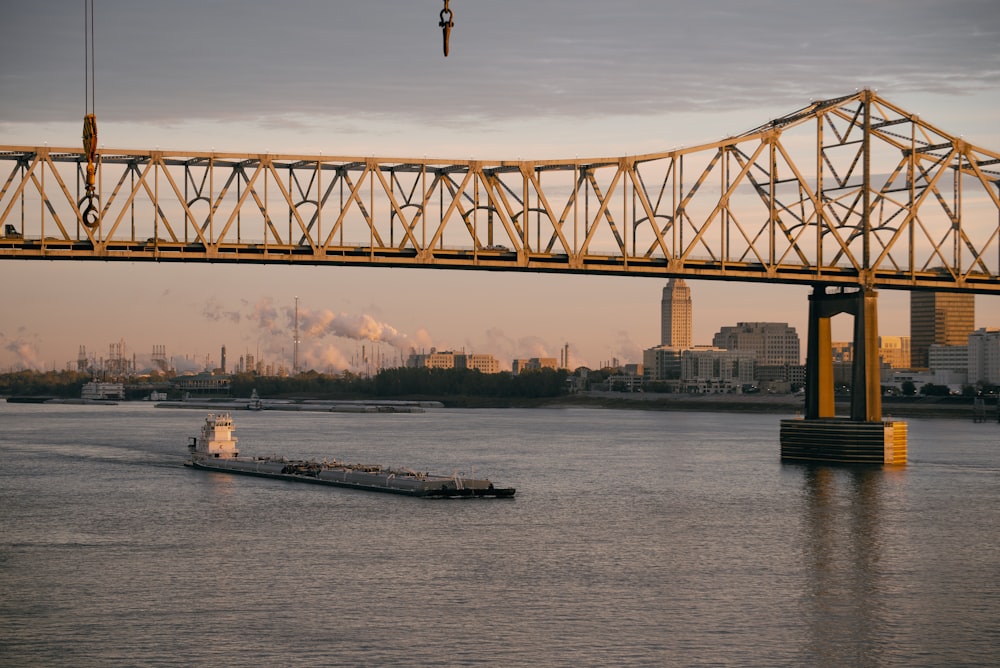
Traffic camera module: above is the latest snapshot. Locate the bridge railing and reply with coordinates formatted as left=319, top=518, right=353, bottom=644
left=2, top=91, right=998, bottom=293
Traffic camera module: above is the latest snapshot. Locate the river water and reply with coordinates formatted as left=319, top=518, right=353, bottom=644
left=1, top=402, right=997, bottom=666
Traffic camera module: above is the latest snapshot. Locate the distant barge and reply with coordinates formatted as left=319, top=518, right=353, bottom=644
left=184, top=413, right=515, bottom=499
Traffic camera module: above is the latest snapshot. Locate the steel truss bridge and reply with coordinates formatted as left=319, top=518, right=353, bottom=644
left=2, top=90, right=999, bottom=294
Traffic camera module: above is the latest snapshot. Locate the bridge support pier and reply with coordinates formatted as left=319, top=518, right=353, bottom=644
left=780, top=286, right=907, bottom=465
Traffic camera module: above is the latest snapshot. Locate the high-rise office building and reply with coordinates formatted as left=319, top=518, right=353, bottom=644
left=712, top=322, right=801, bottom=365
left=661, top=278, right=692, bottom=348
left=910, top=292, right=975, bottom=369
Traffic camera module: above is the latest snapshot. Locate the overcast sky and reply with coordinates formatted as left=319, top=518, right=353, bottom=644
left=1, top=1, right=999, bottom=372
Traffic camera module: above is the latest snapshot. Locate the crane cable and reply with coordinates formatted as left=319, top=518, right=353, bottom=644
left=439, top=0, right=454, bottom=57
left=77, top=0, right=446, bottom=230
left=81, top=0, right=99, bottom=229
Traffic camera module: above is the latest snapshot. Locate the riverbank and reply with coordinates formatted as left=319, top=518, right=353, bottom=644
left=454, top=391, right=999, bottom=421
left=5, top=391, right=997, bottom=421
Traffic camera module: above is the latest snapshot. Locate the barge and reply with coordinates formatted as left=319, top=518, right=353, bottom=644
left=184, top=413, right=515, bottom=499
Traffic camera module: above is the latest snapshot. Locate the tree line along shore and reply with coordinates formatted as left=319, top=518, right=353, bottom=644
left=1, top=368, right=996, bottom=421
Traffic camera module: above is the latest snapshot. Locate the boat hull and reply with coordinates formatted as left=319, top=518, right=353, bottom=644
left=185, top=458, right=515, bottom=499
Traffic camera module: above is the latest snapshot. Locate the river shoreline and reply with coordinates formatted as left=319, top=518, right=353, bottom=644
left=448, top=391, right=1000, bottom=421
left=6, top=392, right=998, bottom=421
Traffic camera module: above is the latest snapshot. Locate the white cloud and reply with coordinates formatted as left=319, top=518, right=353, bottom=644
left=1, top=328, right=43, bottom=371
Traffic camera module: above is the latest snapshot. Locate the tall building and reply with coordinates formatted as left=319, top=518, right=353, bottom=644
left=712, top=322, right=800, bottom=365
left=910, top=292, right=975, bottom=369
left=967, top=328, right=1000, bottom=385
left=661, top=278, right=692, bottom=348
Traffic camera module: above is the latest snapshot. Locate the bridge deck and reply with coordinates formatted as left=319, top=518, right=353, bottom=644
left=3, top=91, right=998, bottom=293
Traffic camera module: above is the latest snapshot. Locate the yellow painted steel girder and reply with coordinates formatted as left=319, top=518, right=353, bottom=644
left=1, top=91, right=998, bottom=293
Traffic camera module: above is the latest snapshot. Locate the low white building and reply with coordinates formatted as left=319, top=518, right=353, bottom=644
left=606, top=364, right=644, bottom=392
left=407, top=349, right=500, bottom=374
left=81, top=381, right=125, bottom=400
left=512, top=357, right=558, bottom=374
left=928, top=344, right=968, bottom=384
left=891, top=370, right=965, bottom=393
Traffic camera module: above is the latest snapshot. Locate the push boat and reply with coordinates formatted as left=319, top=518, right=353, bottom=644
left=184, top=413, right=515, bottom=499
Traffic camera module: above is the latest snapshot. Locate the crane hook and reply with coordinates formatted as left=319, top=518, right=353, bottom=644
left=80, top=112, right=100, bottom=229
left=439, top=0, right=454, bottom=57
left=80, top=196, right=100, bottom=229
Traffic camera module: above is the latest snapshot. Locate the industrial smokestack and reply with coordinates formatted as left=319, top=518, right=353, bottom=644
left=293, top=296, right=300, bottom=374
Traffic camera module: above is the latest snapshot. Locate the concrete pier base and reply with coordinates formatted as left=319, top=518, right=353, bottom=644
left=780, top=419, right=907, bottom=465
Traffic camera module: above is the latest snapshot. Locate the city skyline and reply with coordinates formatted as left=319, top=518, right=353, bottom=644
left=11, top=279, right=989, bottom=375
left=2, top=1, right=998, bottom=371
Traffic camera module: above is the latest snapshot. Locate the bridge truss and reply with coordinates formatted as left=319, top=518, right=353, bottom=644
left=2, top=90, right=998, bottom=293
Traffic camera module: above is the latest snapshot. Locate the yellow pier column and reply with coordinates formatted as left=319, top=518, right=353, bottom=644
left=788, top=286, right=906, bottom=465
left=851, top=288, right=882, bottom=423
